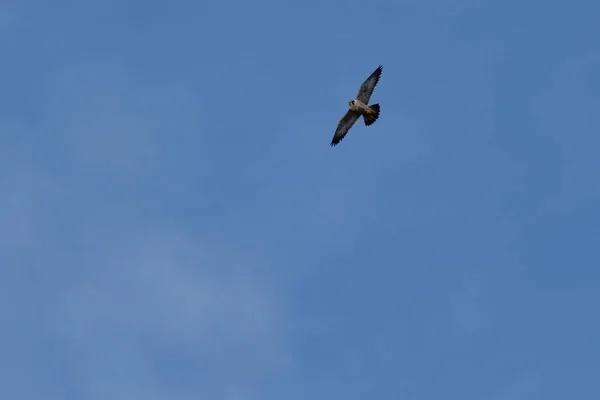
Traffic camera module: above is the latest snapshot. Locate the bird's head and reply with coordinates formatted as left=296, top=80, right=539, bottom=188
left=349, top=100, right=355, bottom=106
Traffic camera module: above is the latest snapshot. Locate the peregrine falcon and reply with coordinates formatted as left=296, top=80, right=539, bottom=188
left=330, top=65, right=383, bottom=147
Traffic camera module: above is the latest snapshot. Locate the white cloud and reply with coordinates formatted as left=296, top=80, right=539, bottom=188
left=46, top=62, right=156, bottom=172
left=48, top=226, right=289, bottom=399
left=491, top=371, right=541, bottom=400
left=25, top=60, right=289, bottom=398
left=0, top=171, right=37, bottom=250
left=448, top=268, right=491, bottom=337
left=0, top=163, right=288, bottom=399
left=46, top=61, right=204, bottom=174
left=0, top=167, right=64, bottom=254
left=0, top=2, right=15, bottom=30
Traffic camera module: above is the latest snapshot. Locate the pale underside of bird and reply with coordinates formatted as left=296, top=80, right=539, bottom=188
left=330, top=65, right=383, bottom=147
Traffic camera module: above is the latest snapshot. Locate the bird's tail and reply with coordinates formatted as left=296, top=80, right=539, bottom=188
left=363, top=103, right=380, bottom=126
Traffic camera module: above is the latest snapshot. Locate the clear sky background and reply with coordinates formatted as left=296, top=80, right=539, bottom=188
left=1, top=0, right=599, bottom=399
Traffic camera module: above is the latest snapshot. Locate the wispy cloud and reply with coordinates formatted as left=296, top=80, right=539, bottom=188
left=492, top=371, right=541, bottom=400
left=0, top=2, right=14, bottom=30
left=0, top=58, right=290, bottom=399
left=50, top=227, right=288, bottom=399
left=449, top=268, right=490, bottom=337
left=0, top=163, right=288, bottom=399
left=45, top=61, right=206, bottom=176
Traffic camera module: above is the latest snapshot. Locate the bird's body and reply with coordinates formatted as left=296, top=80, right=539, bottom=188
left=331, top=65, right=383, bottom=147
left=349, top=99, right=373, bottom=114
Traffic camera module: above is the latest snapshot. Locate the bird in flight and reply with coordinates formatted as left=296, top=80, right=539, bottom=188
left=330, top=65, right=383, bottom=147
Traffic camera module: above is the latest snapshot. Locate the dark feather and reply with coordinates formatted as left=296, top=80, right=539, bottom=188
left=356, top=65, right=383, bottom=104
left=330, top=110, right=360, bottom=146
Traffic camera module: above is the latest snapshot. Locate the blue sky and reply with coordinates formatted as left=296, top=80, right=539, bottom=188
left=1, top=0, right=599, bottom=399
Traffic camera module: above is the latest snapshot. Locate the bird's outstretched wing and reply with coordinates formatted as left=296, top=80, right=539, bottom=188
left=356, top=65, right=383, bottom=104
left=331, top=109, right=360, bottom=146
